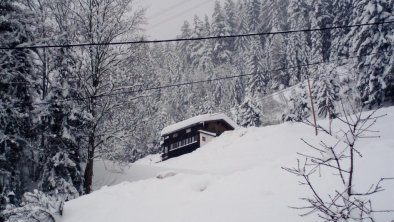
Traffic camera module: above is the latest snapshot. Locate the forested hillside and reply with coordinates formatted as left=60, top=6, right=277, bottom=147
left=139, top=0, right=393, bottom=154
left=0, top=0, right=393, bottom=221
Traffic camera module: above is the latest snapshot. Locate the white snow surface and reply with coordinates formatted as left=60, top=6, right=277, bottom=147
left=92, top=159, right=206, bottom=190
left=62, top=107, right=394, bottom=222
left=160, top=113, right=239, bottom=136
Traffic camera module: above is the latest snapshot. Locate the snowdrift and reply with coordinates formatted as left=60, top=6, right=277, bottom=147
left=62, top=107, right=394, bottom=222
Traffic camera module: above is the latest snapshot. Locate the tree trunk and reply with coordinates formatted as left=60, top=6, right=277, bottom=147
left=84, top=134, right=95, bottom=194
left=307, top=76, right=318, bottom=136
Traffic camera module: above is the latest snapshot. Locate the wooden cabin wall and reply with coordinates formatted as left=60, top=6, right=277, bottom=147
left=205, top=120, right=233, bottom=135
left=161, top=119, right=235, bottom=160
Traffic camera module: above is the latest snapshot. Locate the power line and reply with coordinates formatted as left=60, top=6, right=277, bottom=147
left=0, top=51, right=382, bottom=110
left=1, top=20, right=393, bottom=50
left=98, top=51, right=380, bottom=98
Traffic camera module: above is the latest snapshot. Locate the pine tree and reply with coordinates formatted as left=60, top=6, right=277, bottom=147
left=310, top=1, right=334, bottom=63
left=266, top=7, right=288, bottom=90
left=283, top=84, right=311, bottom=122
left=224, top=0, right=237, bottom=52
left=198, top=96, right=216, bottom=114
left=247, top=37, right=267, bottom=95
left=38, top=84, right=86, bottom=200
left=211, top=1, right=231, bottom=64
left=345, top=0, right=394, bottom=108
left=261, top=0, right=289, bottom=33
left=189, top=15, right=216, bottom=73
left=313, top=66, right=340, bottom=134
left=260, top=0, right=275, bottom=32
left=234, top=1, right=250, bottom=53
left=177, top=21, right=193, bottom=67
left=3, top=190, right=63, bottom=222
left=386, top=65, right=394, bottom=102
left=287, top=0, right=312, bottom=85
left=313, top=66, right=340, bottom=119
left=190, top=15, right=205, bottom=69
left=238, top=96, right=262, bottom=127
left=246, top=0, right=261, bottom=33
left=0, top=0, right=37, bottom=205
left=33, top=0, right=88, bottom=199
left=331, top=0, right=353, bottom=59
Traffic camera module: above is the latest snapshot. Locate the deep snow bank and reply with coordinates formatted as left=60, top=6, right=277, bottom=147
left=62, top=107, right=394, bottom=222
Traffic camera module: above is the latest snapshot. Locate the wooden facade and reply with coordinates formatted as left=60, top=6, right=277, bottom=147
left=161, top=118, right=236, bottom=160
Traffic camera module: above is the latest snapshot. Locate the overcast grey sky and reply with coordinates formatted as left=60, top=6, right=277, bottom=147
left=140, top=0, right=224, bottom=39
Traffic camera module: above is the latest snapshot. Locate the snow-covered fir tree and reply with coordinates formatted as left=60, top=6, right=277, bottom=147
left=313, top=66, right=340, bottom=119
left=224, top=0, right=237, bottom=53
left=211, top=1, right=231, bottom=65
left=310, top=0, right=334, bottom=62
left=330, top=0, right=353, bottom=58
left=234, top=1, right=250, bottom=53
left=283, top=84, right=311, bottom=122
left=237, top=95, right=262, bottom=127
left=247, top=37, right=267, bottom=96
left=345, top=0, right=394, bottom=108
left=190, top=15, right=206, bottom=69
left=286, top=0, right=312, bottom=85
left=246, top=0, right=262, bottom=33
left=266, top=8, right=288, bottom=90
left=0, top=0, right=37, bottom=206
left=178, top=21, right=193, bottom=67
left=3, top=190, right=63, bottom=222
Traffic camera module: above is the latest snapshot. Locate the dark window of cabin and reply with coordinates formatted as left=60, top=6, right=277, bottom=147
left=202, top=137, right=206, bottom=142
left=166, top=135, right=202, bottom=152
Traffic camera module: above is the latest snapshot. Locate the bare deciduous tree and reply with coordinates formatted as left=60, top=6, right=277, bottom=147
left=283, top=101, right=394, bottom=221
left=69, top=0, right=145, bottom=194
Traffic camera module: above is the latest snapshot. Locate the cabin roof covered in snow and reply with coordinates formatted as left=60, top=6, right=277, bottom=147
left=161, top=113, right=239, bottom=136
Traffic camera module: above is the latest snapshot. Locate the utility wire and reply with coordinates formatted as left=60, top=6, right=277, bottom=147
left=98, top=51, right=380, bottom=98
left=0, top=51, right=381, bottom=110
left=1, top=20, right=393, bottom=50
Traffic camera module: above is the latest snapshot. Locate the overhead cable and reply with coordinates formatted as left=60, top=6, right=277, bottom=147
left=1, top=20, right=393, bottom=50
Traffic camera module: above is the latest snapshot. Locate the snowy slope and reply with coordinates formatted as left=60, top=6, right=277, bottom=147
left=92, top=159, right=206, bottom=190
left=62, top=107, right=394, bottom=222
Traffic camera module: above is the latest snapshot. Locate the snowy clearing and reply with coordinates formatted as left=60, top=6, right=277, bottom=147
left=62, top=107, right=394, bottom=222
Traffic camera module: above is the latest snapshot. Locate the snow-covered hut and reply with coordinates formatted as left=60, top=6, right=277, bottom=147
left=161, top=113, right=238, bottom=160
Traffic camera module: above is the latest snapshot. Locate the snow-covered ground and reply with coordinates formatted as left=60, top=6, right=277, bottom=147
left=92, top=159, right=206, bottom=190
left=62, top=107, right=394, bottom=222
